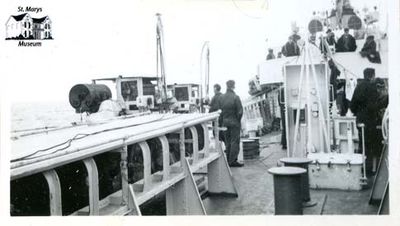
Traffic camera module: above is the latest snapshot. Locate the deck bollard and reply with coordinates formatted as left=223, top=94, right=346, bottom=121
left=279, top=157, right=317, bottom=207
left=268, top=166, right=306, bottom=215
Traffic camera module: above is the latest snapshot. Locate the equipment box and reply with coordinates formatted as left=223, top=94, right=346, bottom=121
left=308, top=153, right=363, bottom=191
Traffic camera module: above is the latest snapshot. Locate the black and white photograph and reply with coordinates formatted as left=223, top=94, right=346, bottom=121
left=0, top=0, right=399, bottom=225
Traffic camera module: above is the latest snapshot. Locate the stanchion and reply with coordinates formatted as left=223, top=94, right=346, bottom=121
left=268, top=166, right=306, bottom=215
left=280, top=157, right=317, bottom=207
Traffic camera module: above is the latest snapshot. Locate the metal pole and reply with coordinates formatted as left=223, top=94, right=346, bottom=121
left=305, top=43, right=313, bottom=155
left=360, top=123, right=367, bottom=182
left=292, top=49, right=306, bottom=157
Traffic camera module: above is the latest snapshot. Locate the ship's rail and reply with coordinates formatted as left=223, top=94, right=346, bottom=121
left=10, top=112, right=238, bottom=216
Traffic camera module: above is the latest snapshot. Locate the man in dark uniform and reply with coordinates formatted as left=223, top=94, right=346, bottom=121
left=209, top=84, right=222, bottom=113
left=220, top=80, right=244, bottom=167
left=336, top=28, right=357, bottom=52
left=360, top=35, right=381, bottom=63
left=209, top=84, right=224, bottom=142
left=350, top=68, right=379, bottom=174
left=266, top=48, right=275, bottom=60
left=320, top=29, right=336, bottom=55
left=282, top=36, right=300, bottom=57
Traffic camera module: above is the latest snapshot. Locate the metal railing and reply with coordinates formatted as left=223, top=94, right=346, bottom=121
left=10, top=112, right=238, bottom=216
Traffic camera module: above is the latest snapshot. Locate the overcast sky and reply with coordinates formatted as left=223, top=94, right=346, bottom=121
left=1, top=0, right=384, bottom=103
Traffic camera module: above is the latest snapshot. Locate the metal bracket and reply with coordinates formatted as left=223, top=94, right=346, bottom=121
left=207, top=139, right=238, bottom=197
left=165, top=158, right=206, bottom=215
left=128, top=184, right=142, bottom=215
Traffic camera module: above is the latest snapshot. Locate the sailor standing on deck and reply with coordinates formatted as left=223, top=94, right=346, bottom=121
left=266, top=48, right=276, bottom=60
left=209, top=84, right=224, bottom=142
left=350, top=68, right=379, bottom=174
left=281, top=36, right=300, bottom=57
left=220, top=80, right=244, bottom=167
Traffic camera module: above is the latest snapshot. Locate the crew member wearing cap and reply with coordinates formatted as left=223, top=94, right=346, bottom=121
left=336, top=28, right=357, bottom=52
left=350, top=68, right=380, bottom=174
left=266, top=48, right=275, bottom=60
left=320, top=29, right=337, bottom=55
left=360, top=35, right=381, bottom=63
left=220, top=80, right=244, bottom=167
left=282, top=36, right=300, bottom=57
left=209, top=84, right=224, bottom=142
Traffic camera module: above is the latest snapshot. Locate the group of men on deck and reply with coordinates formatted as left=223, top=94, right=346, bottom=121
left=209, top=80, right=244, bottom=167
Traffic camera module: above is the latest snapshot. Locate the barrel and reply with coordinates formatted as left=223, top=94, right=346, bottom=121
left=69, top=84, right=112, bottom=113
left=242, top=138, right=260, bottom=160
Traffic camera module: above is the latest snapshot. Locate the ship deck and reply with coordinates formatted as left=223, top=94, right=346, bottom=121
left=201, top=132, right=379, bottom=215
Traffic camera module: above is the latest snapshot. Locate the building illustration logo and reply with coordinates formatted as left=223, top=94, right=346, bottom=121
left=6, top=13, right=52, bottom=40
left=5, top=7, right=52, bottom=47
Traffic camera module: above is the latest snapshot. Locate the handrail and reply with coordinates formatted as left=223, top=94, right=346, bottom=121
left=11, top=111, right=238, bottom=216
left=11, top=112, right=220, bottom=179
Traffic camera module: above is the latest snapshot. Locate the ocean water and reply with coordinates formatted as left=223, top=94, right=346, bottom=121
left=11, top=101, right=83, bottom=132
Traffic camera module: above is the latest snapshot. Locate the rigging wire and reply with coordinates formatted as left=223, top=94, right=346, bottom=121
left=11, top=114, right=168, bottom=163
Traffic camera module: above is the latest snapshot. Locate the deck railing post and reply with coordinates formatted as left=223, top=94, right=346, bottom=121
left=43, top=169, right=62, bottom=216
left=158, top=136, right=170, bottom=181
left=138, top=141, right=152, bottom=192
left=189, top=127, right=199, bottom=164
left=213, top=118, right=219, bottom=146
left=120, top=143, right=129, bottom=206
left=83, top=158, right=99, bottom=215
left=201, top=123, right=210, bottom=157
left=179, top=128, right=186, bottom=167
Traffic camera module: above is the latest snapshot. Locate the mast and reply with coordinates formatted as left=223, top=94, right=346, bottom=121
left=156, top=13, right=167, bottom=107
left=200, top=41, right=210, bottom=113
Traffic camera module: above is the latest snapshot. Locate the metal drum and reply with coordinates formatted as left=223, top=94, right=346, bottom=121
left=69, top=84, right=112, bottom=113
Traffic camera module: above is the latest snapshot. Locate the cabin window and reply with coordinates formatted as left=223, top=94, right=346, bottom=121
left=24, top=30, right=27, bottom=37
left=175, top=87, right=189, bottom=101
left=121, top=81, right=138, bottom=101
left=142, top=79, right=156, bottom=96
left=24, top=22, right=27, bottom=28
